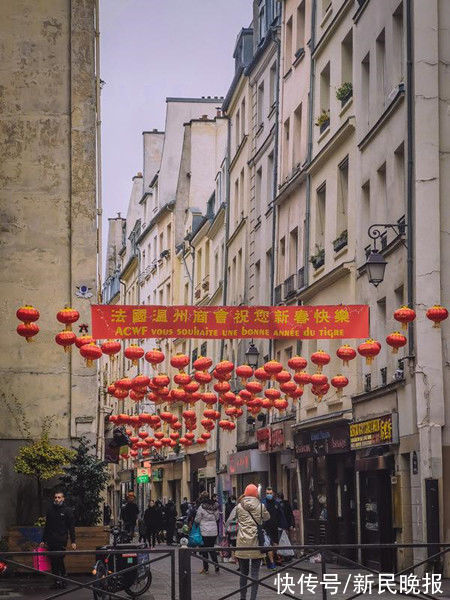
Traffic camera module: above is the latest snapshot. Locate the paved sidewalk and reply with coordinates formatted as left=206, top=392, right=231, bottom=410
left=0, top=548, right=448, bottom=599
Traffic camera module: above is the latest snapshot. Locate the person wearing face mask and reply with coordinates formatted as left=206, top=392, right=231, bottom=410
left=40, top=491, right=76, bottom=589
left=261, top=487, right=283, bottom=570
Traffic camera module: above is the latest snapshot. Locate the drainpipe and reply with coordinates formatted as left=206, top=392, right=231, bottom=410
left=269, top=30, right=281, bottom=360
left=187, top=237, right=196, bottom=366
left=216, top=115, right=231, bottom=505
left=304, top=0, right=317, bottom=289
left=405, top=0, right=414, bottom=358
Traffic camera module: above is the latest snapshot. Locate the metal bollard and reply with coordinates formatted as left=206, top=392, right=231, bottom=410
left=179, top=546, right=192, bottom=600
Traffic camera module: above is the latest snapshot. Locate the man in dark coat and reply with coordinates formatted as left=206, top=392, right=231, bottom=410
left=40, top=490, right=76, bottom=589
left=180, top=497, right=190, bottom=517
left=120, top=491, right=139, bottom=538
left=164, top=500, right=177, bottom=545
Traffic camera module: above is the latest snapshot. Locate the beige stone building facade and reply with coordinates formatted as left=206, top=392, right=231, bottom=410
left=0, top=0, right=99, bottom=529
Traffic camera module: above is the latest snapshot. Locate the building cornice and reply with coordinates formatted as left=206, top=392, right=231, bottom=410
left=307, top=117, right=355, bottom=176
left=312, top=0, right=354, bottom=60
left=351, top=380, right=405, bottom=405
left=299, top=261, right=354, bottom=302
left=357, top=85, right=405, bottom=151
left=222, top=67, right=245, bottom=113
left=207, top=204, right=225, bottom=239
left=230, top=135, right=248, bottom=172
left=119, top=254, right=138, bottom=279
left=292, top=410, right=353, bottom=431
left=227, top=217, right=247, bottom=247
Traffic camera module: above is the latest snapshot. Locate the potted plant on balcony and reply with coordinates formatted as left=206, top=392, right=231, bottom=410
left=333, top=229, right=348, bottom=252
left=315, top=110, right=330, bottom=133
left=310, top=246, right=325, bottom=270
left=336, top=82, right=353, bottom=106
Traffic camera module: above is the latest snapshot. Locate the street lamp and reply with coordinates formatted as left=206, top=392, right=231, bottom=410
left=364, top=222, right=407, bottom=287
left=245, top=341, right=260, bottom=368
left=365, top=249, right=387, bottom=287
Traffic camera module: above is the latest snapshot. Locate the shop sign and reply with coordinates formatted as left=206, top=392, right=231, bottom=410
left=152, top=468, right=163, bottom=482
left=228, top=449, right=269, bottom=475
left=91, top=304, right=369, bottom=340
left=294, top=424, right=350, bottom=457
left=350, top=413, right=398, bottom=450
left=271, top=427, right=284, bottom=449
left=136, top=466, right=151, bottom=484
left=256, top=427, right=271, bottom=452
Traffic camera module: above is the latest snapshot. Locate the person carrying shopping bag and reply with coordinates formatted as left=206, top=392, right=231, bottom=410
left=194, top=495, right=220, bottom=574
left=235, top=484, right=270, bottom=600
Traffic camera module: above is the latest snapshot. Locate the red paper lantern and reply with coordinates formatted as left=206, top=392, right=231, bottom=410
left=139, top=413, right=153, bottom=424
left=108, top=415, right=118, bottom=423
left=129, top=435, right=139, bottom=444
left=202, top=392, right=218, bottom=405
left=263, top=360, right=283, bottom=378
left=142, top=449, right=151, bottom=457
left=310, top=351, right=330, bottom=373
left=213, top=369, right=231, bottom=381
left=336, top=345, right=357, bottom=367
left=184, top=381, right=200, bottom=394
left=179, top=437, right=189, bottom=446
left=124, top=345, right=144, bottom=366
left=131, top=375, right=150, bottom=390
left=219, top=420, right=235, bottom=431
left=273, top=398, right=289, bottom=412
left=56, top=307, right=80, bottom=331
left=16, top=305, right=40, bottom=323
left=293, top=371, right=311, bottom=388
left=236, top=365, right=253, bottom=383
left=129, top=390, right=145, bottom=402
left=222, top=391, right=236, bottom=405
left=426, top=305, right=449, bottom=328
left=287, top=356, right=308, bottom=373
left=146, top=437, right=155, bottom=446
left=196, top=437, right=207, bottom=445
left=169, top=440, right=178, bottom=448
left=203, top=409, right=220, bottom=420
left=201, top=432, right=211, bottom=440
left=245, top=381, right=263, bottom=395
left=182, top=410, right=196, bottom=421
left=171, top=421, right=182, bottom=431
left=331, top=375, right=349, bottom=397
left=394, top=306, right=416, bottom=330
left=194, top=370, right=212, bottom=385
left=254, top=367, right=271, bottom=383
left=101, top=340, right=121, bottom=360
left=225, top=407, right=238, bottom=419
left=153, top=440, right=163, bottom=449
left=193, top=356, right=213, bottom=371
left=386, top=332, right=407, bottom=354
left=17, top=322, right=39, bottom=342
left=264, top=388, right=281, bottom=401
left=55, top=330, right=76, bottom=352
left=113, top=388, right=128, bottom=400
left=154, top=431, right=164, bottom=440
left=261, top=398, right=273, bottom=410
left=144, top=348, right=165, bottom=366
left=160, top=411, right=174, bottom=423
left=138, top=431, right=149, bottom=439
left=153, top=374, right=170, bottom=388
left=215, top=360, right=234, bottom=376
left=170, top=432, right=180, bottom=441
left=280, top=381, right=297, bottom=397
left=80, top=342, right=102, bottom=367
left=75, top=335, right=94, bottom=348
left=201, top=418, right=215, bottom=431
left=275, top=370, right=291, bottom=384
left=170, top=353, right=190, bottom=371
left=214, top=381, right=231, bottom=394
left=174, top=372, right=191, bottom=387
left=185, top=432, right=195, bottom=440
left=233, top=395, right=245, bottom=408
left=169, top=387, right=186, bottom=403
left=116, top=377, right=133, bottom=390
left=310, top=373, right=328, bottom=388
left=357, top=339, right=381, bottom=365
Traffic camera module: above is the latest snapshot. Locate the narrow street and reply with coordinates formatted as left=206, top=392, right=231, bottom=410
left=1, top=550, right=449, bottom=600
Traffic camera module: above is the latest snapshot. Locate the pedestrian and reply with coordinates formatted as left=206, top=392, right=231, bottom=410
left=235, top=484, right=270, bottom=600
left=194, top=494, right=220, bottom=574
left=103, top=503, right=112, bottom=526
left=180, top=497, right=190, bottom=517
left=155, top=500, right=165, bottom=543
left=225, top=495, right=237, bottom=521
left=143, top=500, right=159, bottom=547
left=277, top=492, right=295, bottom=531
left=120, top=491, right=139, bottom=539
left=261, top=487, right=283, bottom=569
left=40, top=490, right=76, bottom=589
left=224, top=500, right=239, bottom=566
left=164, top=499, right=177, bottom=545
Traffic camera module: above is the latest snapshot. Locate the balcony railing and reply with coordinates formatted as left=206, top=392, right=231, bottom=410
left=284, top=275, right=295, bottom=299
left=297, top=267, right=305, bottom=290
left=274, top=284, right=282, bottom=304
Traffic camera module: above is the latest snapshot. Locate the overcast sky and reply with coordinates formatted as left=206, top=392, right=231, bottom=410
left=100, top=0, right=253, bottom=259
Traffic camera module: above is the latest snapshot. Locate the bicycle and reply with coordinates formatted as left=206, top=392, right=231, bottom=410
left=92, top=524, right=152, bottom=599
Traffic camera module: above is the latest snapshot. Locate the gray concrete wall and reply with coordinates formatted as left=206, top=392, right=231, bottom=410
left=0, top=0, right=98, bottom=531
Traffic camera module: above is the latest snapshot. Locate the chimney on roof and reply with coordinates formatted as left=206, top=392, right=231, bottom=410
left=152, top=128, right=158, bottom=132
left=216, top=108, right=222, bottom=117
left=201, top=115, right=208, bottom=120
left=117, top=212, right=121, bottom=218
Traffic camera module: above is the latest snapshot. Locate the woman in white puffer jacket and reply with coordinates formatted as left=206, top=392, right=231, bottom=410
left=195, top=496, right=220, bottom=573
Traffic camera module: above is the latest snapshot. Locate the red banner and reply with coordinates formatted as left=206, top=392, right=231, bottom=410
left=91, top=304, right=369, bottom=340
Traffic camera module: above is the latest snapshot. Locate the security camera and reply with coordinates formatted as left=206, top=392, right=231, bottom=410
left=393, top=369, right=404, bottom=382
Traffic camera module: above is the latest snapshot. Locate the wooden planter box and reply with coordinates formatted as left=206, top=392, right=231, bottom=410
left=7, top=526, right=109, bottom=574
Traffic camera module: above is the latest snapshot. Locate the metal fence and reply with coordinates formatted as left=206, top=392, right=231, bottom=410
left=0, top=543, right=448, bottom=600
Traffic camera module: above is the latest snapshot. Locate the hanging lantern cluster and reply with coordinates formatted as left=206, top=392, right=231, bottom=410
left=16, top=305, right=40, bottom=342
